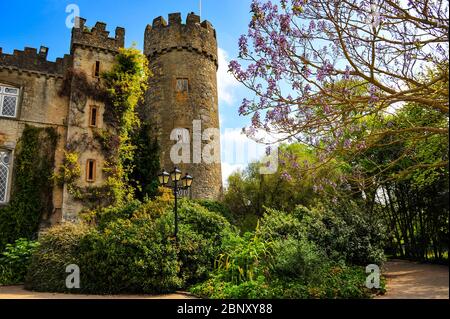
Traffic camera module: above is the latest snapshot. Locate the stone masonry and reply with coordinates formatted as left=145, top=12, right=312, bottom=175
left=0, top=13, right=223, bottom=225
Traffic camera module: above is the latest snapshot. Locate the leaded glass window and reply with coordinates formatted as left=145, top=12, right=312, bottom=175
left=0, top=84, right=19, bottom=118
left=0, top=150, right=11, bottom=203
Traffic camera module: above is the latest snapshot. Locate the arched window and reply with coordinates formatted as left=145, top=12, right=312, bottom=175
left=0, top=150, right=11, bottom=203
left=0, top=84, right=20, bottom=118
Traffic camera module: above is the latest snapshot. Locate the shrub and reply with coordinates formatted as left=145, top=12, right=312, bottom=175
left=190, top=233, right=372, bottom=299
left=25, top=198, right=235, bottom=294
left=80, top=199, right=142, bottom=229
left=25, top=223, right=92, bottom=292
left=257, top=208, right=305, bottom=241
left=270, top=237, right=326, bottom=285
left=215, top=231, right=272, bottom=285
left=295, top=202, right=386, bottom=265
left=195, top=199, right=235, bottom=224
left=256, top=203, right=386, bottom=266
left=160, top=200, right=236, bottom=285
left=78, top=216, right=181, bottom=294
left=25, top=219, right=181, bottom=294
left=0, top=238, right=39, bottom=285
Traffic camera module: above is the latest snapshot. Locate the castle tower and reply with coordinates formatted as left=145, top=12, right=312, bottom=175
left=62, top=19, right=125, bottom=219
left=144, top=12, right=222, bottom=200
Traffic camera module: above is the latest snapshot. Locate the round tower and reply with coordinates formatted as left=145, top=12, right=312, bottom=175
left=143, top=12, right=222, bottom=200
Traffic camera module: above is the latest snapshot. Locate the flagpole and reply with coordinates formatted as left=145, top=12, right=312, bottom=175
left=199, top=0, right=202, bottom=16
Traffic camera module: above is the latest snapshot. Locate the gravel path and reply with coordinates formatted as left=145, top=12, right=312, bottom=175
left=1, top=260, right=448, bottom=299
left=0, top=285, right=196, bottom=299
left=376, top=259, right=449, bottom=299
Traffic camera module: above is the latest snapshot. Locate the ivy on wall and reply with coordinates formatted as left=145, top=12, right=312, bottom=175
left=0, top=125, right=58, bottom=251
left=129, top=123, right=161, bottom=200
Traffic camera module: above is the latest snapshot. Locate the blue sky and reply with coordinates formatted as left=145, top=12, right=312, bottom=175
left=0, top=0, right=268, bottom=184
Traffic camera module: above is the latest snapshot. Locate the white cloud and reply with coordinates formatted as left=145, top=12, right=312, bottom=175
left=217, top=48, right=240, bottom=105
left=221, top=162, right=245, bottom=188
left=220, top=128, right=268, bottom=186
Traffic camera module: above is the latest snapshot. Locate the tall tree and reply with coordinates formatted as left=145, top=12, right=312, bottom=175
left=230, top=0, right=449, bottom=181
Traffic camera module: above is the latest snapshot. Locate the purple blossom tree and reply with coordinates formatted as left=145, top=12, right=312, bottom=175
left=230, top=0, right=449, bottom=176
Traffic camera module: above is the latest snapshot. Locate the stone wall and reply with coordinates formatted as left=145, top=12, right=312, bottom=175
left=144, top=12, right=223, bottom=200
left=0, top=61, right=69, bottom=225
left=0, top=13, right=223, bottom=225
left=62, top=21, right=123, bottom=220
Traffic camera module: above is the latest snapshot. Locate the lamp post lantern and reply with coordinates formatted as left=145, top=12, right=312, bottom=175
left=158, top=167, right=193, bottom=244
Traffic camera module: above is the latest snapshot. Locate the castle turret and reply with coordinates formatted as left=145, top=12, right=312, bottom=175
left=63, top=19, right=125, bottom=219
left=143, top=12, right=222, bottom=200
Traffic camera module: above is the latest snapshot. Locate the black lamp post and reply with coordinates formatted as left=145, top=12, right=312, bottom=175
left=158, top=167, right=193, bottom=244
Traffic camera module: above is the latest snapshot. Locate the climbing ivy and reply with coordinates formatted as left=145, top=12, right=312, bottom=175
left=100, top=47, right=151, bottom=205
left=129, top=123, right=161, bottom=200
left=56, top=47, right=156, bottom=208
left=0, top=125, right=57, bottom=251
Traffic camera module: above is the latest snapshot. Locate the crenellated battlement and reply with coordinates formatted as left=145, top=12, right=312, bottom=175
left=0, top=46, right=72, bottom=76
left=144, top=12, right=217, bottom=68
left=71, top=18, right=125, bottom=53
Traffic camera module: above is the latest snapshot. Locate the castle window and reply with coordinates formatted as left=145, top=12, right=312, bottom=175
left=0, top=84, right=19, bottom=118
left=86, top=159, right=96, bottom=182
left=0, top=150, right=11, bottom=204
left=93, top=61, right=101, bottom=78
left=176, top=78, right=189, bottom=93
left=89, top=106, right=98, bottom=127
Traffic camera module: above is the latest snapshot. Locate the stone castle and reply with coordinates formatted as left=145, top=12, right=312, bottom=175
left=0, top=13, right=222, bottom=224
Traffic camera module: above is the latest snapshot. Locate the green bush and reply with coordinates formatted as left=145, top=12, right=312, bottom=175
left=270, top=237, right=326, bottom=285
left=25, top=198, right=235, bottom=294
left=190, top=232, right=372, bottom=299
left=257, top=208, right=305, bottom=241
left=295, top=202, right=386, bottom=265
left=78, top=216, right=181, bottom=294
left=25, top=223, right=92, bottom=292
left=189, top=214, right=377, bottom=299
left=25, top=219, right=180, bottom=294
left=0, top=238, right=39, bottom=285
left=215, top=231, right=272, bottom=285
left=82, top=199, right=142, bottom=229
left=161, top=200, right=236, bottom=285
left=257, top=203, right=386, bottom=266
left=195, top=199, right=235, bottom=224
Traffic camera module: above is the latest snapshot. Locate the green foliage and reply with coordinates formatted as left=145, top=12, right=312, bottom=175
left=223, top=143, right=341, bottom=232
left=257, top=207, right=305, bottom=241
left=25, top=223, right=92, bottom=292
left=215, top=231, right=272, bottom=284
left=99, top=47, right=150, bottom=206
left=270, top=237, right=326, bottom=284
left=190, top=200, right=385, bottom=299
left=0, top=125, right=57, bottom=251
left=195, top=199, right=235, bottom=224
left=293, top=203, right=385, bottom=265
left=53, top=151, right=81, bottom=193
left=25, top=196, right=235, bottom=294
left=129, top=124, right=160, bottom=200
left=57, top=47, right=155, bottom=209
left=81, top=200, right=142, bottom=229
left=78, top=217, right=181, bottom=294
left=190, top=264, right=372, bottom=299
left=352, top=103, right=449, bottom=261
left=189, top=228, right=373, bottom=299
left=0, top=238, right=39, bottom=285
left=161, top=200, right=236, bottom=284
